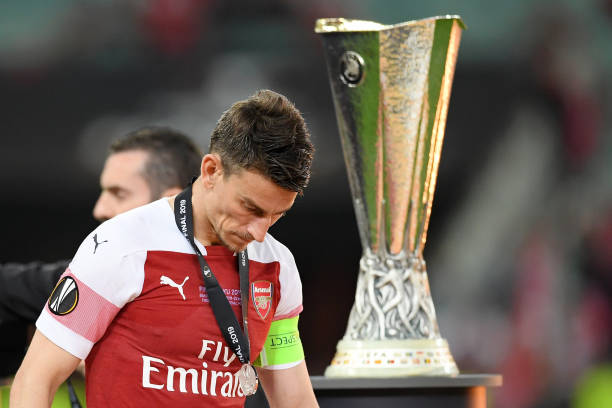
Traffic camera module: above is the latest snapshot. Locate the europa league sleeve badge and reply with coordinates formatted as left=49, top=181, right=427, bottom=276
left=48, top=276, right=79, bottom=316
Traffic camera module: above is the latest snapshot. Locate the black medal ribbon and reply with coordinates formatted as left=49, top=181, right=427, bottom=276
left=173, top=185, right=251, bottom=366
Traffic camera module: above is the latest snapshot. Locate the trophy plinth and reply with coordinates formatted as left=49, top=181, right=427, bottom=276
left=315, top=16, right=464, bottom=377
left=326, top=339, right=457, bottom=377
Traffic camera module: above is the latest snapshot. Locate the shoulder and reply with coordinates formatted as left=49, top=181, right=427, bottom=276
left=249, top=234, right=303, bottom=319
left=247, top=233, right=296, bottom=266
left=78, top=199, right=188, bottom=260
left=68, top=199, right=191, bottom=303
left=95, top=199, right=172, bottom=252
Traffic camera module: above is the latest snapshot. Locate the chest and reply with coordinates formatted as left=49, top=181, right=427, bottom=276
left=105, top=251, right=280, bottom=366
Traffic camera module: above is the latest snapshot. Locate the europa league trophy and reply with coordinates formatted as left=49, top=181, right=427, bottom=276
left=316, top=16, right=464, bottom=377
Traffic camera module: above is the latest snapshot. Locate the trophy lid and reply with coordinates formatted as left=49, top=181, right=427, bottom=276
left=314, top=15, right=465, bottom=33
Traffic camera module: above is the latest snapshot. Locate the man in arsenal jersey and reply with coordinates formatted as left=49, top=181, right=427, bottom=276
left=11, top=90, right=318, bottom=407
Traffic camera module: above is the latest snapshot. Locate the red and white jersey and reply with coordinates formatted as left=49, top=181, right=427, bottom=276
left=37, top=199, right=303, bottom=407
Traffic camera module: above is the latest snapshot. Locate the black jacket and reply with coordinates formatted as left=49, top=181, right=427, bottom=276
left=0, top=260, right=68, bottom=325
left=0, top=260, right=67, bottom=376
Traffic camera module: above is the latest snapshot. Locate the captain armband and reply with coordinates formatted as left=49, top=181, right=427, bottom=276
left=254, top=316, right=304, bottom=369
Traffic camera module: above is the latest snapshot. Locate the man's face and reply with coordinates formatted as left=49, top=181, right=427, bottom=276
left=92, top=150, right=153, bottom=222
left=205, top=168, right=297, bottom=253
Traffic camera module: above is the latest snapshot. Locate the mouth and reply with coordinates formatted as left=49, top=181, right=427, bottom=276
left=226, top=232, right=254, bottom=250
left=233, top=231, right=253, bottom=242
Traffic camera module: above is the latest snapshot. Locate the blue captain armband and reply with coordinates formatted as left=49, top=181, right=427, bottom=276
left=254, top=316, right=304, bottom=369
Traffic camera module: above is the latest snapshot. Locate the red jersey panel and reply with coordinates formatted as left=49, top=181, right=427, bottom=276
left=37, top=199, right=303, bottom=407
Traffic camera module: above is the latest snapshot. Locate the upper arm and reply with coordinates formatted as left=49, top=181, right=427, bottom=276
left=274, top=245, right=303, bottom=319
left=10, top=330, right=81, bottom=407
left=253, top=244, right=304, bottom=370
left=36, top=221, right=145, bottom=360
left=253, top=239, right=315, bottom=406
left=256, top=361, right=318, bottom=408
left=254, top=316, right=304, bottom=369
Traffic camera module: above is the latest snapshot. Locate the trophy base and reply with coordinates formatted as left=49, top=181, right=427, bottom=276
left=325, top=338, right=459, bottom=377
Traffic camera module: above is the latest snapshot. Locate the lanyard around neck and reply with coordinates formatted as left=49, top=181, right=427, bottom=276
left=173, top=184, right=251, bottom=364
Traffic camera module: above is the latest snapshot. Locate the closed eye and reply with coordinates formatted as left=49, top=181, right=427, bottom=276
left=107, top=186, right=129, bottom=200
left=244, top=203, right=263, bottom=216
left=241, top=197, right=291, bottom=219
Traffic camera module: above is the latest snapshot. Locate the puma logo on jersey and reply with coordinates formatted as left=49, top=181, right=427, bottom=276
left=160, top=276, right=189, bottom=300
left=92, top=233, right=109, bottom=254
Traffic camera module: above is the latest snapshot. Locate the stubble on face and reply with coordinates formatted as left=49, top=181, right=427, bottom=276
left=212, top=225, right=254, bottom=253
left=198, top=185, right=254, bottom=252
left=196, top=159, right=297, bottom=253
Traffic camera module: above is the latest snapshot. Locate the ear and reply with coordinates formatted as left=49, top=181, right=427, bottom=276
left=200, top=154, right=223, bottom=188
left=159, top=186, right=183, bottom=198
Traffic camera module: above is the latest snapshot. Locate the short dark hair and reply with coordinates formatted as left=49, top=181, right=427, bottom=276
left=110, top=126, right=203, bottom=199
left=209, top=89, right=314, bottom=195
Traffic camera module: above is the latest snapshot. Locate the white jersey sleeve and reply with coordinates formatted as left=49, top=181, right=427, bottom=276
left=247, top=233, right=303, bottom=320
left=273, top=245, right=303, bottom=320
left=36, top=215, right=146, bottom=359
left=249, top=234, right=305, bottom=370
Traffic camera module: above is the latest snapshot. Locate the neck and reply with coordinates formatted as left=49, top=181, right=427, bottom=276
left=191, top=179, right=221, bottom=246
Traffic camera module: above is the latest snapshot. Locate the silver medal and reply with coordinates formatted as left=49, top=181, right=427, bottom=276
left=237, top=363, right=258, bottom=396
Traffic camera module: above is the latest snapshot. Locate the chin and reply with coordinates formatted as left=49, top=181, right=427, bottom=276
left=234, top=245, right=248, bottom=253
left=219, top=234, right=248, bottom=253
left=230, top=239, right=249, bottom=253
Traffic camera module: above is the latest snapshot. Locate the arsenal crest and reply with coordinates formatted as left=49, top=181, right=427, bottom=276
left=251, top=281, right=273, bottom=319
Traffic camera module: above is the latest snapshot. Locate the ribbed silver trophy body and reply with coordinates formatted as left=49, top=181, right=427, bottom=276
left=316, top=16, right=463, bottom=376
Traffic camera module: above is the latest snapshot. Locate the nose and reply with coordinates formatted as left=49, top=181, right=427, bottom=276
left=247, top=216, right=271, bottom=243
left=92, top=193, right=112, bottom=222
